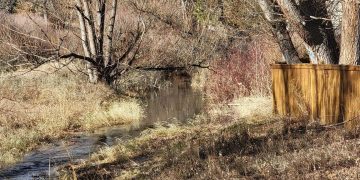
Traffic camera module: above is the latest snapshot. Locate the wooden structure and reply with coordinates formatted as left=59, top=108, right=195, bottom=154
left=272, top=64, right=360, bottom=130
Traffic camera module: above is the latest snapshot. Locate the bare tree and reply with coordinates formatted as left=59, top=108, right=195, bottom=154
left=60, top=0, right=144, bottom=84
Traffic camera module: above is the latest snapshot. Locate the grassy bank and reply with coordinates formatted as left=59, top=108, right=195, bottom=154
left=59, top=97, right=271, bottom=178
left=62, top=98, right=360, bottom=179
left=0, top=62, right=143, bottom=168
left=64, top=120, right=360, bottom=179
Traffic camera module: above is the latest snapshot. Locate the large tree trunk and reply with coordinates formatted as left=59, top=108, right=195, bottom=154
left=339, top=0, right=360, bottom=65
left=258, top=0, right=301, bottom=64
left=276, top=0, right=339, bottom=64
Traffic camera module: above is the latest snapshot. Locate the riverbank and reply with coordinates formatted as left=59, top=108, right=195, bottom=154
left=63, top=114, right=360, bottom=179
left=57, top=97, right=274, bottom=178
left=0, top=63, right=143, bottom=168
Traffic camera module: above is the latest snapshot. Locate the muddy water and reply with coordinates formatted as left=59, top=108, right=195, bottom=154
left=0, top=87, right=204, bottom=179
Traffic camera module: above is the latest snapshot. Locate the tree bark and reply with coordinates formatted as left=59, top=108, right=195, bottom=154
left=276, top=0, right=339, bottom=64
left=339, top=0, right=360, bottom=65
left=104, top=0, right=117, bottom=67
left=75, top=0, right=90, bottom=58
left=327, top=0, right=342, bottom=43
left=258, top=0, right=301, bottom=64
left=82, top=0, right=99, bottom=83
left=96, top=0, right=106, bottom=58
left=76, top=0, right=98, bottom=83
left=82, top=0, right=97, bottom=57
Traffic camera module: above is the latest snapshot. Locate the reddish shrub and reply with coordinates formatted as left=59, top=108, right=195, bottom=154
left=207, top=38, right=280, bottom=103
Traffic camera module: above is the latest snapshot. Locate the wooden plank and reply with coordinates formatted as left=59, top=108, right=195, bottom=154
left=315, top=68, right=342, bottom=125
left=272, top=66, right=287, bottom=116
left=343, top=70, right=360, bottom=131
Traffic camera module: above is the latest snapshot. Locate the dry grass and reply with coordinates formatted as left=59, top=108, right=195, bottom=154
left=153, top=126, right=360, bottom=179
left=230, top=96, right=273, bottom=122
left=60, top=120, right=211, bottom=179
left=89, top=123, right=199, bottom=166
left=0, top=62, right=143, bottom=168
left=59, top=97, right=277, bottom=178
left=66, top=115, right=360, bottom=179
left=61, top=94, right=360, bottom=179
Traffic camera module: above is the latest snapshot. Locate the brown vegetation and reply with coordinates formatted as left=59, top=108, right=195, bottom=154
left=62, top=114, right=360, bottom=179
left=0, top=62, right=143, bottom=168
left=207, top=37, right=280, bottom=103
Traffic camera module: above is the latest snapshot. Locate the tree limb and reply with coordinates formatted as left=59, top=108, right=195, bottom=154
left=59, top=53, right=97, bottom=65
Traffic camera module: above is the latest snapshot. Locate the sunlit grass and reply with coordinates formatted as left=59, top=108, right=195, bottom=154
left=88, top=123, right=198, bottom=165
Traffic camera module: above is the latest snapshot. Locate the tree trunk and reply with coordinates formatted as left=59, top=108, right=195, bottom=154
left=61, top=0, right=140, bottom=84
left=104, top=0, right=117, bottom=67
left=339, top=0, right=360, bottom=65
left=258, top=0, right=301, bottom=64
left=82, top=0, right=97, bottom=57
left=75, top=0, right=99, bottom=83
left=83, top=0, right=100, bottom=83
left=327, top=0, right=342, bottom=43
left=96, top=0, right=106, bottom=59
left=276, top=0, right=339, bottom=64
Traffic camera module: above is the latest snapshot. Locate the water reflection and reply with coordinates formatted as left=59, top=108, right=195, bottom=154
left=146, top=87, right=203, bottom=124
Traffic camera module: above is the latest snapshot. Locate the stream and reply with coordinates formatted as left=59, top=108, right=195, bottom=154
left=0, top=87, right=204, bottom=179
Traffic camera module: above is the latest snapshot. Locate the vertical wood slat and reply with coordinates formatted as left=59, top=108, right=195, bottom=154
left=272, top=64, right=360, bottom=130
left=316, top=67, right=342, bottom=125
left=343, top=69, right=360, bottom=130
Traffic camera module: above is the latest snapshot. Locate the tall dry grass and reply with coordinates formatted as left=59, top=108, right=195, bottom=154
left=0, top=62, right=143, bottom=168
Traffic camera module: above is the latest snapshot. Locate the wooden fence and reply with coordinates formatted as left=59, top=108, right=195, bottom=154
left=272, top=64, right=360, bottom=130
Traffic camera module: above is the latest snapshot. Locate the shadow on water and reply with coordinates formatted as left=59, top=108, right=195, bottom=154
left=0, top=86, right=204, bottom=179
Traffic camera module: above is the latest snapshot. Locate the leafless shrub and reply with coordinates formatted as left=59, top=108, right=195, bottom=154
left=0, top=12, right=79, bottom=72
left=207, top=36, right=280, bottom=103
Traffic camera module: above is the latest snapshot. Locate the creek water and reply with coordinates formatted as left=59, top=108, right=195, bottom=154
left=0, top=87, right=204, bottom=179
